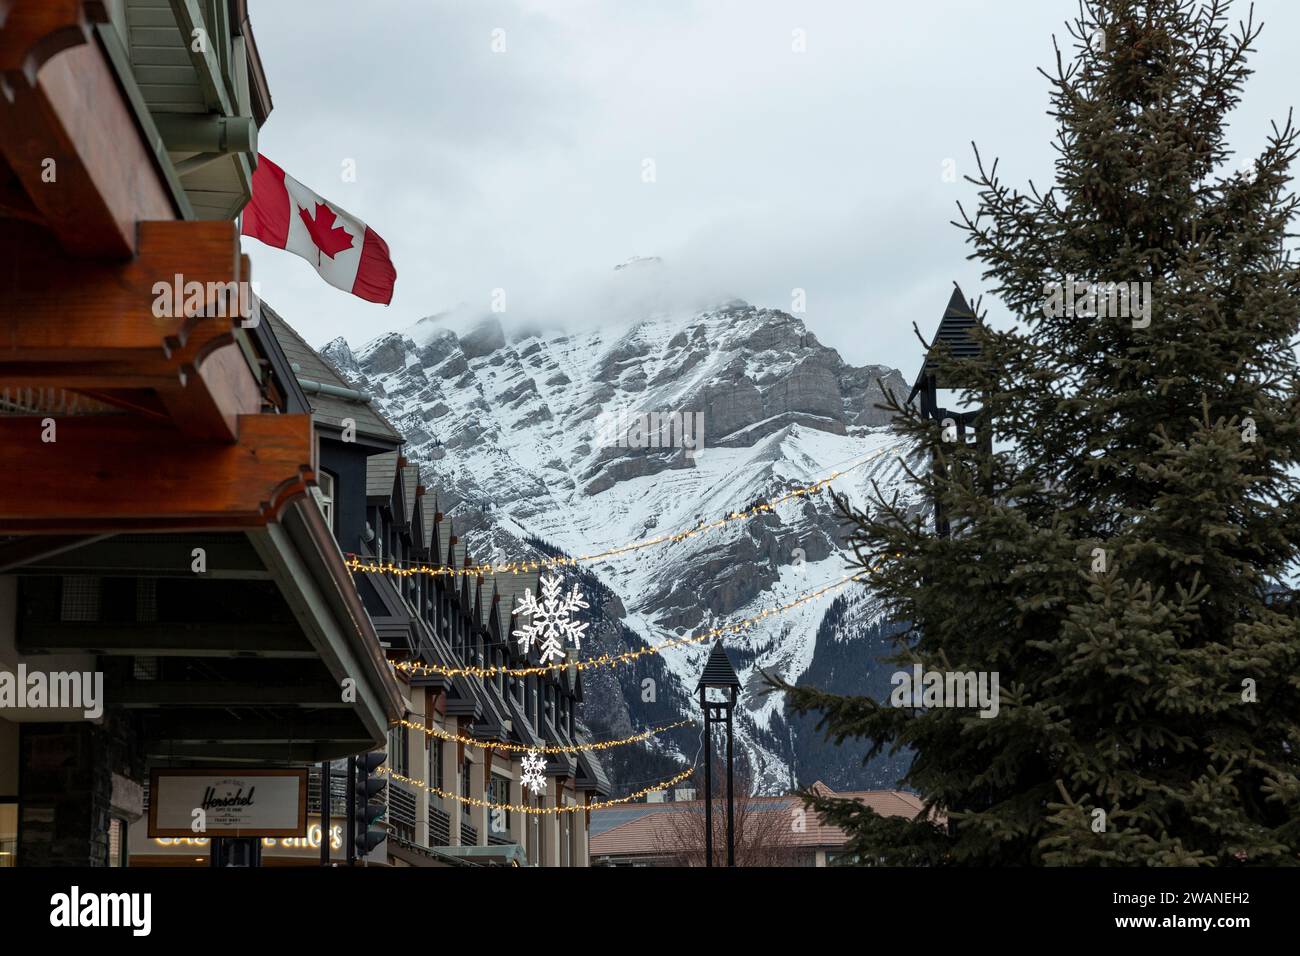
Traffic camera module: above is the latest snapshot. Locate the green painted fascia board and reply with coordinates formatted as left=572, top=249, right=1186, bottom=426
left=169, top=0, right=234, bottom=116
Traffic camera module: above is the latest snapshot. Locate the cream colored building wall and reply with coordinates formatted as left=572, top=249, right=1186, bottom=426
left=410, top=688, right=429, bottom=847
left=468, top=751, right=486, bottom=846
left=542, top=777, right=561, bottom=866
left=440, top=714, right=461, bottom=846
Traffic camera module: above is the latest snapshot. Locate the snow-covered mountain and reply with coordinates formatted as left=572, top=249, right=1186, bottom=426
left=323, top=293, right=927, bottom=793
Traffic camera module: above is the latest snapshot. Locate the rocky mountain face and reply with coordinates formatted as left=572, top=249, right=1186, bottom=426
left=323, top=298, right=926, bottom=794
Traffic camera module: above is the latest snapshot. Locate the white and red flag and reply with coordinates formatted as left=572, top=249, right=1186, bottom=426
left=241, top=154, right=396, bottom=305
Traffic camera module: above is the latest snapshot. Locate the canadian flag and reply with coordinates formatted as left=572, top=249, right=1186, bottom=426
left=241, top=154, right=396, bottom=305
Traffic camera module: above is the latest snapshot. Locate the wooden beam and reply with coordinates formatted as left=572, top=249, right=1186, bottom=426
left=0, top=364, right=183, bottom=391
left=110, top=681, right=347, bottom=708
left=161, top=341, right=262, bottom=441
left=142, top=741, right=371, bottom=763
left=17, top=620, right=313, bottom=657
left=0, top=532, right=107, bottom=571
left=68, top=388, right=171, bottom=422
left=143, top=712, right=366, bottom=743
left=0, top=412, right=315, bottom=533
left=0, top=171, right=41, bottom=223
left=0, top=219, right=241, bottom=361
left=0, top=1, right=104, bottom=83
left=17, top=534, right=271, bottom=578
left=0, top=15, right=174, bottom=255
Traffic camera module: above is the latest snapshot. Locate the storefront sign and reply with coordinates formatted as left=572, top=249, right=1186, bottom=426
left=128, top=816, right=344, bottom=864
left=148, top=768, right=307, bottom=838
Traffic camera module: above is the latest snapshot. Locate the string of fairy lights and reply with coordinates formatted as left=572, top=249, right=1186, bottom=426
left=397, top=717, right=694, bottom=754
left=361, top=443, right=895, bottom=814
left=345, top=443, right=903, bottom=581
left=392, top=570, right=869, bottom=681
left=379, top=765, right=697, bottom=816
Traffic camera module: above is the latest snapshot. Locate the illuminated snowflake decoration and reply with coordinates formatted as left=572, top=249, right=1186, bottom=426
left=512, top=573, right=589, bottom=663
left=521, top=749, right=547, bottom=796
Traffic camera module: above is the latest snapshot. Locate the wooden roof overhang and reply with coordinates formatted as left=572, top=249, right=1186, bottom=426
left=0, top=5, right=304, bottom=527
left=0, top=1, right=178, bottom=257
left=0, top=3, right=403, bottom=760
left=10, top=508, right=404, bottom=762
left=355, top=539, right=420, bottom=660
left=245, top=498, right=405, bottom=754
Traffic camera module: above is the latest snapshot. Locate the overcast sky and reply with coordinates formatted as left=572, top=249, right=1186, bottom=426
left=242, top=0, right=1300, bottom=374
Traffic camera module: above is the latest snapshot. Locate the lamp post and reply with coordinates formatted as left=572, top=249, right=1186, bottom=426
left=696, top=639, right=741, bottom=867
left=906, top=284, right=987, bottom=536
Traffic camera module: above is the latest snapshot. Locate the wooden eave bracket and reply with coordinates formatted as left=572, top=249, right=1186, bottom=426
left=0, top=412, right=316, bottom=533
left=0, top=1, right=173, bottom=256
left=1, top=220, right=263, bottom=440
left=0, top=0, right=106, bottom=89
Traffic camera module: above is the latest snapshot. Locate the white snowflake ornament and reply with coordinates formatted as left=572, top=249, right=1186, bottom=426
left=521, top=749, right=547, bottom=796
left=512, top=573, right=588, bottom=663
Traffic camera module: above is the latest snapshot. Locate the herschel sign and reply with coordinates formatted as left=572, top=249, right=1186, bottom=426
left=148, top=768, right=308, bottom=839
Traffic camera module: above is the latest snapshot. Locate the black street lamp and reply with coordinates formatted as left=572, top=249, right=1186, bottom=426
left=696, top=639, right=741, bottom=867
left=906, top=284, right=987, bottom=536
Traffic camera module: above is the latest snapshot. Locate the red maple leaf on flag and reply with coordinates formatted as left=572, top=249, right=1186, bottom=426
left=297, top=201, right=354, bottom=262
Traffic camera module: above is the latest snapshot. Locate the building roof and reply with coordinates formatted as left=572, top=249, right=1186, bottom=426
left=908, top=284, right=981, bottom=401
left=696, top=640, right=741, bottom=691
left=262, top=302, right=403, bottom=446
left=589, top=785, right=931, bottom=858
left=402, top=464, right=419, bottom=528
left=367, top=451, right=400, bottom=501
left=576, top=748, right=613, bottom=795
left=420, top=497, right=437, bottom=552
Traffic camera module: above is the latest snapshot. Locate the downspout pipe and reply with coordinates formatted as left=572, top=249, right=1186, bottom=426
left=297, top=377, right=373, bottom=403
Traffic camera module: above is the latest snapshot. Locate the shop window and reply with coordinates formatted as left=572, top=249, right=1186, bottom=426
left=0, top=801, right=16, bottom=868
left=108, top=817, right=128, bottom=867
left=387, top=726, right=409, bottom=777
left=428, top=737, right=443, bottom=790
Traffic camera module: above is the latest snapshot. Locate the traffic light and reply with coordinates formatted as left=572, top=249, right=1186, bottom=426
left=353, top=750, right=387, bottom=860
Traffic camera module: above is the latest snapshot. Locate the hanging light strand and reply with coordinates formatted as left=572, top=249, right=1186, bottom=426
left=393, top=570, right=867, bottom=681
left=379, top=766, right=697, bottom=815
left=398, top=718, right=694, bottom=754
left=346, top=445, right=903, bottom=580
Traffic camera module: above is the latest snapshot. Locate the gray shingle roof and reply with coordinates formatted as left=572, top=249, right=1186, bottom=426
left=495, top=570, right=540, bottom=640
left=367, top=451, right=399, bottom=500
left=696, top=640, right=741, bottom=691
left=436, top=514, right=453, bottom=565
left=262, top=302, right=403, bottom=445
left=576, top=749, right=612, bottom=795
left=420, top=492, right=436, bottom=550
left=402, top=464, right=419, bottom=526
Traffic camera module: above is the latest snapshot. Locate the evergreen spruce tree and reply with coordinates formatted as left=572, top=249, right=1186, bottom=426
left=777, top=0, right=1300, bottom=865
